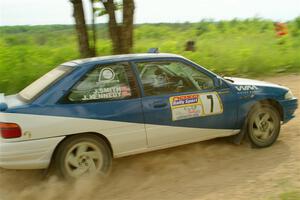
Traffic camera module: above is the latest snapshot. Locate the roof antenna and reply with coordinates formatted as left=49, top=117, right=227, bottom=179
left=147, top=48, right=159, bottom=53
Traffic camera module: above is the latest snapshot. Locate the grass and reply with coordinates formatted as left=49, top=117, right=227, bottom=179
left=1, top=18, right=300, bottom=94
left=279, top=191, right=300, bottom=200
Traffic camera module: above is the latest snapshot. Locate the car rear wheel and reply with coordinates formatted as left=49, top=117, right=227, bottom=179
left=247, top=104, right=281, bottom=148
left=52, top=134, right=112, bottom=179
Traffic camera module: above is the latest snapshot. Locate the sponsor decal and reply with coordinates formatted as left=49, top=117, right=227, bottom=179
left=171, top=94, right=199, bottom=106
left=235, top=85, right=258, bottom=91
left=82, top=85, right=131, bottom=101
left=169, top=93, right=223, bottom=121
left=170, top=94, right=203, bottom=121
left=97, top=67, right=119, bottom=84
left=101, top=68, right=115, bottom=80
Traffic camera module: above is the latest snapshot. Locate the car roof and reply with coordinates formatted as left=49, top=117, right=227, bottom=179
left=61, top=53, right=183, bottom=67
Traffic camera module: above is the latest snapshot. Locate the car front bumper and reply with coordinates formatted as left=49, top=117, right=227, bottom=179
left=279, top=97, right=298, bottom=123
left=0, top=136, right=64, bottom=169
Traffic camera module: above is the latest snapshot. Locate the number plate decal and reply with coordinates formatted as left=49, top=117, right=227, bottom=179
left=169, top=92, right=223, bottom=121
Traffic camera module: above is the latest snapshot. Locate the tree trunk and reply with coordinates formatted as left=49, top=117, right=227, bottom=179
left=103, top=0, right=121, bottom=54
left=70, top=0, right=94, bottom=58
left=102, top=0, right=135, bottom=54
left=121, top=0, right=135, bottom=54
left=90, top=0, right=97, bottom=55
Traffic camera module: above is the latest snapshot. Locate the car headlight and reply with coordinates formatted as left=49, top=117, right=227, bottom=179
left=284, top=90, right=295, bottom=100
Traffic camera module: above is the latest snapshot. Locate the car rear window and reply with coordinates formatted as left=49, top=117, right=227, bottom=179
left=19, top=65, right=73, bottom=101
left=67, top=63, right=138, bottom=102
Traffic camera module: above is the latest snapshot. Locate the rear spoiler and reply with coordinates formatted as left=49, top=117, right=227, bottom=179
left=0, top=93, right=8, bottom=111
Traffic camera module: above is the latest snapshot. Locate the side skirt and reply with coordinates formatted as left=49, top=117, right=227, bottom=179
left=114, top=129, right=240, bottom=158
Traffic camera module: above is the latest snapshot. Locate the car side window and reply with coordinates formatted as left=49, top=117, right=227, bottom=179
left=67, top=63, right=138, bottom=102
left=136, top=61, right=214, bottom=96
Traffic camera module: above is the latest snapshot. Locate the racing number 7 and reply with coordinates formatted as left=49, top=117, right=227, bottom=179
left=206, top=95, right=214, bottom=113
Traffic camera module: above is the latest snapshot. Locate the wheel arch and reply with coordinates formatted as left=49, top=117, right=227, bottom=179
left=250, top=98, right=283, bottom=121
left=48, top=132, right=113, bottom=172
left=232, top=98, right=283, bottom=145
left=243, top=98, right=282, bottom=148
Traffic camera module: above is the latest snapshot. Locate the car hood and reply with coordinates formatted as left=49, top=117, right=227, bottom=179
left=225, top=77, right=288, bottom=90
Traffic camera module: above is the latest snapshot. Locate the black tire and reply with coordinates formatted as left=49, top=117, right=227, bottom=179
left=52, top=134, right=112, bottom=179
left=247, top=104, right=281, bottom=148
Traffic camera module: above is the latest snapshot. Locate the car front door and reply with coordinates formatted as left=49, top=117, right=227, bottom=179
left=134, top=59, right=239, bottom=147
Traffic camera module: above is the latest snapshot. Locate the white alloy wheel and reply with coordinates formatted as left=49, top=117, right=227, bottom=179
left=52, top=134, right=112, bottom=179
left=65, top=141, right=103, bottom=178
left=247, top=104, right=281, bottom=148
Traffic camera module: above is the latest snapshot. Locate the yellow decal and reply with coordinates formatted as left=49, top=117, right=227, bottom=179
left=169, top=92, right=223, bottom=121
left=169, top=94, right=203, bottom=121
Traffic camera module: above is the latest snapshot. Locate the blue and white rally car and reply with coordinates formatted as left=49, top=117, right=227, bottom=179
left=0, top=53, right=298, bottom=178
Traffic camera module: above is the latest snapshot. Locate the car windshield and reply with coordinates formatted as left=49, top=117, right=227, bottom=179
left=19, top=65, right=73, bottom=101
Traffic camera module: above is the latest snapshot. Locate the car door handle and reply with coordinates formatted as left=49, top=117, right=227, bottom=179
left=153, top=102, right=168, bottom=108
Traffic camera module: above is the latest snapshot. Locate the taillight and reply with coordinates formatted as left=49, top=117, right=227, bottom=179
left=0, top=123, right=22, bottom=139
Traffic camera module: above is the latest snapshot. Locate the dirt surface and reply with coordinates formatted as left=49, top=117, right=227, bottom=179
left=0, top=75, right=299, bottom=200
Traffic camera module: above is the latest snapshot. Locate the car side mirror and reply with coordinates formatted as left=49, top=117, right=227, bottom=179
left=213, top=77, right=223, bottom=89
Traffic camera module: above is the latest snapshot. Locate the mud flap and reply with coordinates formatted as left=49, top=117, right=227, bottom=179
left=228, top=121, right=247, bottom=145
left=230, top=129, right=246, bottom=145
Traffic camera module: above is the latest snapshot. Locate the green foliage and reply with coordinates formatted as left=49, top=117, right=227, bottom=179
left=279, top=191, right=300, bottom=200
left=94, top=1, right=122, bottom=17
left=0, top=18, right=300, bottom=94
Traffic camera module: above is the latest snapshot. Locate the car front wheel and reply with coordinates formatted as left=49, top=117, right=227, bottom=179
left=52, top=134, right=112, bottom=179
left=247, top=104, right=281, bottom=148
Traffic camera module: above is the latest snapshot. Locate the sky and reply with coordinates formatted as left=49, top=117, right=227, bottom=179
left=0, top=0, right=299, bottom=26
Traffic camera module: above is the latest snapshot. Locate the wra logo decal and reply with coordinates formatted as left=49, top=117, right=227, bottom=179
left=235, top=85, right=258, bottom=91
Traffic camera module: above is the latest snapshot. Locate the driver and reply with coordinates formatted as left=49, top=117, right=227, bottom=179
left=154, top=68, right=169, bottom=87
left=154, top=68, right=185, bottom=93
